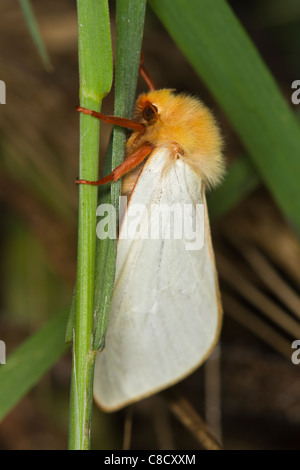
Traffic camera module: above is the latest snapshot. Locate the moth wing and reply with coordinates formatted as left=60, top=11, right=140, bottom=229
left=94, top=147, right=222, bottom=411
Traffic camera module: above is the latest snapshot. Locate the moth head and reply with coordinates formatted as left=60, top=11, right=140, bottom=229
left=135, top=89, right=176, bottom=124
left=136, top=97, right=159, bottom=126
left=134, top=89, right=225, bottom=189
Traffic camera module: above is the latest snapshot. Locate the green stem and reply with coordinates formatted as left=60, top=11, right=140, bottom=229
left=68, top=0, right=112, bottom=450
left=93, top=0, right=147, bottom=350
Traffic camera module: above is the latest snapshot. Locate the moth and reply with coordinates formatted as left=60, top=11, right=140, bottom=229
left=77, top=69, right=225, bottom=412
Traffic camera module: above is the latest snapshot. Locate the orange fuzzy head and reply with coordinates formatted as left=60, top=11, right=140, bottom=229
left=126, top=89, right=225, bottom=189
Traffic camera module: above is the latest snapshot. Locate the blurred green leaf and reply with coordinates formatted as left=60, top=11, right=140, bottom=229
left=18, top=0, right=52, bottom=71
left=0, top=310, right=69, bottom=423
left=149, top=0, right=300, bottom=236
left=208, top=158, right=260, bottom=220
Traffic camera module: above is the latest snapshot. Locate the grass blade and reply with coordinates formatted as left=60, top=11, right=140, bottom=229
left=93, top=0, right=147, bottom=350
left=66, top=0, right=148, bottom=352
left=69, top=0, right=113, bottom=450
left=0, top=310, right=69, bottom=423
left=149, top=0, right=300, bottom=235
left=18, top=0, right=52, bottom=71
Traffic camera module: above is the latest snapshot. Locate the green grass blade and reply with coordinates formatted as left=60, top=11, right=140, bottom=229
left=92, top=137, right=114, bottom=350
left=0, top=310, right=69, bottom=423
left=68, top=0, right=147, bottom=350
left=149, top=0, right=300, bottom=235
left=65, top=136, right=114, bottom=346
left=69, top=0, right=113, bottom=450
left=18, top=0, right=52, bottom=71
left=208, top=158, right=260, bottom=220
left=93, top=0, right=147, bottom=350
left=65, top=286, right=76, bottom=344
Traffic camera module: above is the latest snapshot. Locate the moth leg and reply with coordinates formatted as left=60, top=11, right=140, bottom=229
left=76, top=142, right=154, bottom=186
left=76, top=106, right=145, bottom=132
left=170, top=142, right=184, bottom=159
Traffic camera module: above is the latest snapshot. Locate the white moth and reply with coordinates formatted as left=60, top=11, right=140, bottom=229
left=78, top=89, right=224, bottom=412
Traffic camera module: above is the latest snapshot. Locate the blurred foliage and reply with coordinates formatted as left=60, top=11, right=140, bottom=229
left=18, top=0, right=52, bottom=71
left=0, top=0, right=300, bottom=450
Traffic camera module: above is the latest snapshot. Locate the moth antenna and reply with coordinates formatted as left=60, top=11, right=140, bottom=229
left=139, top=52, right=156, bottom=91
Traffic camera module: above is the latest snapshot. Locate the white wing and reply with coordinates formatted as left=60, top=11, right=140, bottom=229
left=94, top=147, right=222, bottom=411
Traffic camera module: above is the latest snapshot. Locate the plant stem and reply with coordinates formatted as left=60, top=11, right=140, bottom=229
left=93, top=0, right=147, bottom=350
left=68, top=0, right=112, bottom=450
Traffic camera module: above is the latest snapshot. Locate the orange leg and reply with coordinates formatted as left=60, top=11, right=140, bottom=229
left=76, top=142, right=154, bottom=186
